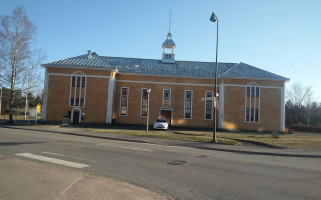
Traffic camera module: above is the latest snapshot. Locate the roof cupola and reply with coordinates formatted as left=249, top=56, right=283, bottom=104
left=162, top=12, right=176, bottom=64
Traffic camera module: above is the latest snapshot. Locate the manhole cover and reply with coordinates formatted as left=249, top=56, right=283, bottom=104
left=167, top=160, right=187, bottom=165
left=194, top=155, right=209, bottom=158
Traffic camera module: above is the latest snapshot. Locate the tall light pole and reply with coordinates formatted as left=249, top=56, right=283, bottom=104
left=210, top=12, right=219, bottom=143
left=146, top=88, right=152, bottom=132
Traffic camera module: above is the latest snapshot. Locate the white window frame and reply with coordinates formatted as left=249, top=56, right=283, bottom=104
left=184, top=90, right=193, bottom=119
left=119, top=87, right=129, bottom=116
left=140, top=88, right=148, bottom=117
left=204, top=91, right=213, bottom=120
left=244, top=83, right=260, bottom=123
left=69, top=71, right=87, bottom=108
left=162, top=89, right=171, bottom=105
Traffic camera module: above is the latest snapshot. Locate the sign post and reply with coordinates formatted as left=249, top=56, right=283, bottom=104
left=28, top=108, right=37, bottom=125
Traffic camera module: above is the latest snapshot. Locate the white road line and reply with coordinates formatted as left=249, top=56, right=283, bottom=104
left=15, top=153, right=90, bottom=168
left=42, top=152, right=97, bottom=162
left=97, top=143, right=153, bottom=152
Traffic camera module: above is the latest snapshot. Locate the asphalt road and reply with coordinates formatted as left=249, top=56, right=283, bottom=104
left=0, top=126, right=320, bottom=200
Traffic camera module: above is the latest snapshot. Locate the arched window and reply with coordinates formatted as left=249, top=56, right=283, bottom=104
left=69, top=71, right=87, bottom=108
left=245, top=82, right=260, bottom=123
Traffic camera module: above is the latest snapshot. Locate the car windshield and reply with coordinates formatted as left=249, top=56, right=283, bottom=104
left=156, top=119, right=167, bottom=122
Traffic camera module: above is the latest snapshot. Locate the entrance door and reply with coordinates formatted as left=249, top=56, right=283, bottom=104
left=160, top=110, right=171, bottom=125
left=72, top=111, right=80, bottom=125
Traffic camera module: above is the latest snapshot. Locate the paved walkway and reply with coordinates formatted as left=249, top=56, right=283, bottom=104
left=0, top=156, right=169, bottom=200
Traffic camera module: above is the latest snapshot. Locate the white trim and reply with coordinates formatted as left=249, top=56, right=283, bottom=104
left=140, top=88, right=147, bottom=118
left=204, top=91, right=213, bottom=120
left=73, top=76, right=77, bottom=106
left=224, top=83, right=282, bottom=89
left=117, top=80, right=213, bottom=87
left=244, top=85, right=260, bottom=123
left=162, top=89, right=171, bottom=106
left=119, top=87, right=129, bottom=116
left=43, top=65, right=117, bottom=72
left=219, top=79, right=224, bottom=129
left=244, top=87, right=247, bottom=122
left=184, top=90, right=193, bottom=119
left=68, top=76, right=73, bottom=107
left=70, top=107, right=81, bottom=124
left=83, top=77, right=87, bottom=107
left=78, top=76, right=83, bottom=106
left=41, top=68, right=49, bottom=120
left=258, top=88, right=261, bottom=122
left=116, top=71, right=218, bottom=80
left=106, top=72, right=116, bottom=124
left=280, top=82, right=285, bottom=132
left=219, top=76, right=289, bottom=82
left=116, top=80, right=283, bottom=89
left=48, top=72, right=109, bottom=79
left=69, top=74, right=87, bottom=108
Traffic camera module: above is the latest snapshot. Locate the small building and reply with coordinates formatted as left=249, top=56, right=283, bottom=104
left=41, top=31, right=288, bottom=132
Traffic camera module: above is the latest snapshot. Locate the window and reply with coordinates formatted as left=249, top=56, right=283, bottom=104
left=70, top=98, right=74, bottom=106
left=245, top=86, right=260, bottom=122
left=205, top=91, right=213, bottom=120
left=70, top=98, right=84, bottom=107
left=184, top=90, right=192, bottom=119
left=246, top=108, right=259, bottom=122
left=70, top=73, right=87, bottom=108
left=120, top=88, right=128, bottom=116
left=141, top=89, right=148, bottom=116
left=72, top=76, right=86, bottom=87
left=164, top=90, right=170, bottom=100
left=247, top=86, right=259, bottom=97
left=163, top=89, right=171, bottom=105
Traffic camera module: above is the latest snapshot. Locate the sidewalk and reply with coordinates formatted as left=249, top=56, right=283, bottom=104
left=0, top=156, right=170, bottom=200
left=2, top=124, right=321, bottom=158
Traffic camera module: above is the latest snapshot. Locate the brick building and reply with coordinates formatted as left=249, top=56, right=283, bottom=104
left=42, top=31, right=288, bottom=132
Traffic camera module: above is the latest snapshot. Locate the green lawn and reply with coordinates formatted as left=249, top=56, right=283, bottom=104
left=88, top=128, right=321, bottom=149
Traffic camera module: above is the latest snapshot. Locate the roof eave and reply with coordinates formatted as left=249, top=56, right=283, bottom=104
left=219, top=75, right=290, bottom=82
left=42, top=64, right=116, bottom=72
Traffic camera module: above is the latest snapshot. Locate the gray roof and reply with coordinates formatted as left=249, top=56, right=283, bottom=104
left=220, top=62, right=288, bottom=80
left=162, top=39, right=176, bottom=47
left=43, top=52, right=288, bottom=81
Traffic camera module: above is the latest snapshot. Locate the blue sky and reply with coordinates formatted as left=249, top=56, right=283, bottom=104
left=1, top=0, right=321, bottom=100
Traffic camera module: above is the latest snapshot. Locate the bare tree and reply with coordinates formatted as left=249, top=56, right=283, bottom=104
left=0, top=6, right=44, bottom=122
left=286, top=82, right=313, bottom=125
left=286, top=82, right=312, bottom=108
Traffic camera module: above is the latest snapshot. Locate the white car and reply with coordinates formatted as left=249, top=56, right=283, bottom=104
left=153, top=118, right=169, bottom=130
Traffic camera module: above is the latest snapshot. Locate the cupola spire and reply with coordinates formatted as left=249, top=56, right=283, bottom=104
left=162, top=11, right=176, bottom=63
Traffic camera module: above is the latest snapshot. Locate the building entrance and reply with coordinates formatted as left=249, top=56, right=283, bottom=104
left=160, top=110, right=171, bottom=125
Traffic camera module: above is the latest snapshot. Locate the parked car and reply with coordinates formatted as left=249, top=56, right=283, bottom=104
left=153, top=118, right=169, bottom=130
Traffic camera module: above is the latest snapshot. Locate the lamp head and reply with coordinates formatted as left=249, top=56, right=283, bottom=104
left=210, top=12, right=216, bottom=22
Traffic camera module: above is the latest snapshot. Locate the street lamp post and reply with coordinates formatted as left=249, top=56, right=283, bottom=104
left=146, top=88, right=152, bottom=132
left=210, top=12, right=219, bottom=143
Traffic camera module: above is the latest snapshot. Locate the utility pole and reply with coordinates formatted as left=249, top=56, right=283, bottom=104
left=24, top=70, right=29, bottom=120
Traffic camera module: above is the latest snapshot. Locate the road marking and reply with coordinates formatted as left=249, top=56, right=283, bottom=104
left=97, top=143, right=153, bottom=152
left=15, top=153, right=90, bottom=168
left=42, top=152, right=97, bottom=162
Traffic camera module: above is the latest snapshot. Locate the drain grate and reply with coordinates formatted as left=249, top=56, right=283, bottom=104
left=167, top=160, right=187, bottom=165
left=194, top=155, right=209, bottom=158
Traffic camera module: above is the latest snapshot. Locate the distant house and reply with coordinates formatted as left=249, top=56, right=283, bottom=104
left=41, top=31, right=289, bottom=132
